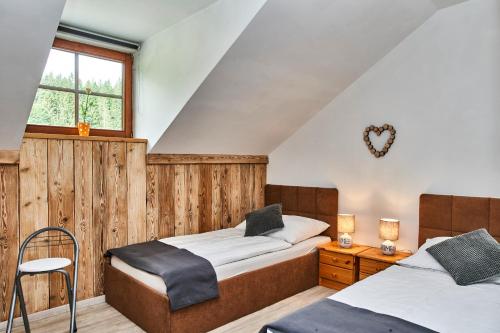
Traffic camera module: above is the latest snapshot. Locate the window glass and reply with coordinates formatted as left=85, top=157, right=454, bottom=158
left=78, top=94, right=122, bottom=130
left=40, top=49, right=75, bottom=89
left=79, top=54, right=123, bottom=95
left=28, top=89, right=75, bottom=127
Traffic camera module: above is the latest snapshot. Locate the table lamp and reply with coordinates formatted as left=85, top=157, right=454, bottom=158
left=379, top=218, right=399, bottom=255
left=338, top=214, right=355, bottom=248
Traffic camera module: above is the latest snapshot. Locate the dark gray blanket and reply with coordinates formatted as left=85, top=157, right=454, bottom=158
left=260, top=299, right=437, bottom=333
left=106, top=241, right=219, bottom=311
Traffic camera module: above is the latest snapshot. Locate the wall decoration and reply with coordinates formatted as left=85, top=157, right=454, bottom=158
left=363, top=124, right=396, bottom=158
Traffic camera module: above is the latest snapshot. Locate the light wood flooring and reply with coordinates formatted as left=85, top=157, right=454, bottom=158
left=6, top=286, right=333, bottom=333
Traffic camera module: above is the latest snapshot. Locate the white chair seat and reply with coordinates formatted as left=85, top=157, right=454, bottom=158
left=19, top=258, right=71, bottom=273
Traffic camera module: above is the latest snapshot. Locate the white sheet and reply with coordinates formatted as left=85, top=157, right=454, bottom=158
left=111, top=228, right=330, bottom=294
left=330, top=265, right=500, bottom=333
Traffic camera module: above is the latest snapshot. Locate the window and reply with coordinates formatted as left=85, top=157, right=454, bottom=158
left=26, top=38, right=133, bottom=137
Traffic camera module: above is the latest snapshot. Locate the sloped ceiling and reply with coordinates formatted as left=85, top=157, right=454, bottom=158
left=61, top=0, right=219, bottom=42
left=149, top=0, right=458, bottom=154
left=0, top=0, right=65, bottom=150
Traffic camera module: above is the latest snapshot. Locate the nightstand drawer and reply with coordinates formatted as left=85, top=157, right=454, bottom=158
left=319, top=250, right=354, bottom=269
left=360, top=258, right=392, bottom=275
left=319, top=263, right=354, bottom=285
left=359, top=272, right=371, bottom=280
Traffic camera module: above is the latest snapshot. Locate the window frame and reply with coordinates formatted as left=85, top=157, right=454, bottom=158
left=25, top=38, right=133, bottom=138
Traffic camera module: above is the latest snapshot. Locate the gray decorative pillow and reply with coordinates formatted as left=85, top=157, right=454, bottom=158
left=244, top=204, right=284, bottom=237
left=426, top=229, right=500, bottom=286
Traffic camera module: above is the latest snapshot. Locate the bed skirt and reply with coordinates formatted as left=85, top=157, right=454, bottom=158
left=104, top=251, right=319, bottom=333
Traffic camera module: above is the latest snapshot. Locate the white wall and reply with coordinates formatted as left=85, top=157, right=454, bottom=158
left=0, top=0, right=65, bottom=150
left=151, top=0, right=438, bottom=154
left=134, top=0, right=267, bottom=148
left=269, top=0, right=500, bottom=251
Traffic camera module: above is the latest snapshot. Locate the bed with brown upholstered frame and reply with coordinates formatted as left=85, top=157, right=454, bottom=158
left=104, top=185, right=338, bottom=333
left=419, top=193, right=500, bottom=246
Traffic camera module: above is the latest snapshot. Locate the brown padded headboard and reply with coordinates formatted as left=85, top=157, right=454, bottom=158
left=265, top=184, right=338, bottom=239
left=419, top=194, right=500, bottom=246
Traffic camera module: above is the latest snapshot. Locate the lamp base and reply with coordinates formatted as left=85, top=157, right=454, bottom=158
left=381, top=240, right=396, bottom=255
left=339, top=233, right=352, bottom=248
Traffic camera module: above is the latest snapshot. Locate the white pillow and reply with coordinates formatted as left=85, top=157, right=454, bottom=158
left=397, top=236, right=450, bottom=272
left=235, top=220, right=246, bottom=230
left=266, top=215, right=329, bottom=244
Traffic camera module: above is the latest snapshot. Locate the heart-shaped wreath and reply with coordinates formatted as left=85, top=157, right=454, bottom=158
left=363, top=124, right=396, bottom=158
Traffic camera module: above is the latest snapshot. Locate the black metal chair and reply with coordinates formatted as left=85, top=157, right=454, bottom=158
left=5, top=227, right=79, bottom=333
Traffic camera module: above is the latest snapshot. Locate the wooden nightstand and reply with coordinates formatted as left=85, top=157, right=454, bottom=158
left=317, top=242, right=370, bottom=290
left=357, top=247, right=411, bottom=280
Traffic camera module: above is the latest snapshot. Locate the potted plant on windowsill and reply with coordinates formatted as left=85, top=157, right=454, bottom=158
left=78, top=87, right=94, bottom=136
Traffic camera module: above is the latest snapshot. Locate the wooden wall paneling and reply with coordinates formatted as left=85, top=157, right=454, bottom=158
left=199, top=165, right=212, bottom=233
left=211, top=165, right=222, bottom=230
left=105, top=142, right=128, bottom=250
left=0, top=166, right=19, bottom=321
left=92, top=141, right=108, bottom=295
left=253, top=164, right=266, bottom=209
left=174, top=165, right=187, bottom=236
left=227, top=164, right=241, bottom=227
left=19, top=138, right=49, bottom=314
left=48, top=140, right=75, bottom=308
left=146, top=165, right=159, bottom=241
left=186, top=165, right=200, bottom=234
left=158, top=165, right=175, bottom=239
left=147, top=154, right=268, bottom=165
left=74, top=141, right=94, bottom=300
left=126, top=143, right=146, bottom=244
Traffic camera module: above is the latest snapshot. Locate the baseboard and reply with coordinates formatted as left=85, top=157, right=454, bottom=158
left=0, top=295, right=105, bottom=330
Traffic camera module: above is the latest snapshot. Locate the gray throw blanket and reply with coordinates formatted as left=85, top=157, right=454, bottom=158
left=260, top=299, right=437, bottom=333
left=107, top=241, right=219, bottom=311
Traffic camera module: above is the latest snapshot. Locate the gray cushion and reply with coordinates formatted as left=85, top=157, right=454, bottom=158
left=244, top=204, right=284, bottom=237
left=426, top=228, right=500, bottom=285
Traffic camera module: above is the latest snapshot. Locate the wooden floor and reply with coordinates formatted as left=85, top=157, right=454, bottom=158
left=7, top=286, right=333, bottom=333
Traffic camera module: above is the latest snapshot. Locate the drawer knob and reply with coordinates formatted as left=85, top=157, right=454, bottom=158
left=344, top=260, right=351, bottom=265
left=330, top=273, right=337, bottom=279
left=331, top=258, right=338, bottom=262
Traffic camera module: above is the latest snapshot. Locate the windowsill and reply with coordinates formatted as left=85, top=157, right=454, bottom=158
left=24, top=132, right=147, bottom=143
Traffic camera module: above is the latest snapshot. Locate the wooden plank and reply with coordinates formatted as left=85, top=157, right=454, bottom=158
left=104, top=142, right=128, bottom=250
left=199, top=165, right=212, bottom=233
left=186, top=165, right=200, bottom=234
left=158, top=166, right=175, bottom=238
left=74, top=140, right=94, bottom=301
left=19, top=138, right=49, bottom=314
left=147, top=154, right=268, bottom=165
left=48, top=140, right=75, bottom=308
left=92, top=141, right=108, bottom=296
left=253, top=164, right=266, bottom=209
left=229, top=164, right=241, bottom=226
left=220, top=165, right=231, bottom=229
left=0, top=151, right=20, bottom=164
left=24, top=133, right=147, bottom=143
left=146, top=165, right=159, bottom=241
left=0, top=166, right=19, bottom=321
left=126, top=143, right=146, bottom=244
left=211, top=165, right=222, bottom=230
left=173, top=165, right=187, bottom=236
left=239, top=164, right=253, bottom=219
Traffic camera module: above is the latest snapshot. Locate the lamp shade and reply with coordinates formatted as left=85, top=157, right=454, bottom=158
left=379, top=218, right=399, bottom=241
left=338, top=214, right=355, bottom=233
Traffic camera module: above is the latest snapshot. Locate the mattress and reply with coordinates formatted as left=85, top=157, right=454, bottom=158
left=330, top=265, right=500, bottom=333
left=111, top=228, right=330, bottom=295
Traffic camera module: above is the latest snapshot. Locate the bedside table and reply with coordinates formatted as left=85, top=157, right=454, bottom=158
left=317, top=242, right=370, bottom=290
left=357, top=247, right=411, bottom=280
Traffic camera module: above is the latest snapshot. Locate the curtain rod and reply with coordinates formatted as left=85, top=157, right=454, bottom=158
left=57, top=24, right=140, bottom=50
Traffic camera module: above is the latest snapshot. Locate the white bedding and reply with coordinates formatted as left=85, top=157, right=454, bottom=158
left=330, top=265, right=500, bottom=333
left=111, top=228, right=330, bottom=294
